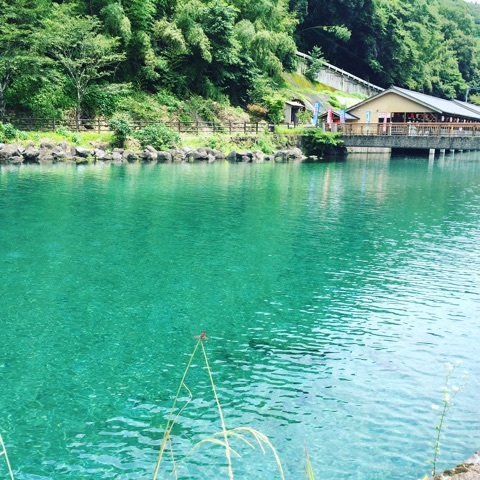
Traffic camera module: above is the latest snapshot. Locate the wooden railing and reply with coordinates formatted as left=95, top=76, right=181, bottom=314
left=3, top=117, right=278, bottom=135
left=328, top=122, right=480, bottom=137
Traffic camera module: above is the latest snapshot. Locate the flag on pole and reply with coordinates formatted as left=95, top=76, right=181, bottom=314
left=327, top=108, right=333, bottom=124
left=340, top=109, right=346, bottom=124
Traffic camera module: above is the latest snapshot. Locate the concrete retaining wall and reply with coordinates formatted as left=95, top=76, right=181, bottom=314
left=341, top=135, right=480, bottom=151
left=296, top=52, right=383, bottom=97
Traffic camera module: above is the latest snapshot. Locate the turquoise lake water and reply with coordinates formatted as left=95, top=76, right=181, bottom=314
left=1, top=153, right=480, bottom=479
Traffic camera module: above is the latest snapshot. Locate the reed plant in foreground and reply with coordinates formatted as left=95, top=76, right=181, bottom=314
left=152, top=331, right=284, bottom=480
left=305, top=443, right=315, bottom=479
left=0, top=434, right=15, bottom=480
left=420, top=361, right=468, bottom=479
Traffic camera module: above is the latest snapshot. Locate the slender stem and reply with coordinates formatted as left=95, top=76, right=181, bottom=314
left=152, top=340, right=201, bottom=480
left=0, top=434, right=15, bottom=480
left=201, top=341, right=234, bottom=480
left=432, top=402, right=448, bottom=476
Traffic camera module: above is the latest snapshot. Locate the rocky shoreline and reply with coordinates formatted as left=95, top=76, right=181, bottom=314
left=0, top=142, right=309, bottom=165
left=432, top=451, right=480, bottom=480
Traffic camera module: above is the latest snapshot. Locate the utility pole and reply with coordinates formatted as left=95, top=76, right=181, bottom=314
left=465, top=87, right=480, bottom=102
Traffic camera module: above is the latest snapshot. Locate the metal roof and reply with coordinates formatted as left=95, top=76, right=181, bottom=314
left=453, top=99, right=480, bottom=116
left=348, top=86, right=480, bottom=121
left=286, top=100, right=305, bottom=108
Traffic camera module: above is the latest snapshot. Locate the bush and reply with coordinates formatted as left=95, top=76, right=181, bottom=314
left=134, top=124, right=181, bottom=150
left=296, top=110, right=313, bottom=125
left=254, top=135, right=276, bottom=154
left=303, top=128, right=344, bottom=157
left=247, top=104, right=268, bottom=122
left=55, top=126, right=72, bottom=137
left=109, top=114, right=133, bottom=148
left=263, top=94, right=287, bottom=124
left=0, top=122, right=21, bottom=142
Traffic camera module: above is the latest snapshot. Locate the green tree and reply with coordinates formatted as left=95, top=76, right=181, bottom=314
left=305, top=45, right=324, bottom=83
left=37, top=2, right=125, bottom=128
left=0, top=0, right=48, bottom=119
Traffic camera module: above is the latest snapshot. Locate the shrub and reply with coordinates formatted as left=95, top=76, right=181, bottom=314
left=109, top=114, right=133, bottom=148
left=0, top=122, right=21, bottom=142
left=296, top=109, right=313, bottom=125
left=303, top=128, right=344, bottom=157
left=263, top=94, right=287, bottom=124
left=254, top=135, right=276, bottom=154
left=247, top=104, right=268, bottom=122
left=134, top=123, right=181, bottom=150
left=55, top=126, right=72, bottom=137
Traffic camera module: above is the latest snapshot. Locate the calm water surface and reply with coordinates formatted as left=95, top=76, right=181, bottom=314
left=1, top=153, right=480, bottom=479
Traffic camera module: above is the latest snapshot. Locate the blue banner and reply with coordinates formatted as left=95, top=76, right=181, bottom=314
left=312, top=102, right=321, bottom=125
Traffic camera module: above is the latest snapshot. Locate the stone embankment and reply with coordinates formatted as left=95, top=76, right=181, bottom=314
left=0, top=142, right=307, bottom=165
left=433, top=451, right=480, bottom=480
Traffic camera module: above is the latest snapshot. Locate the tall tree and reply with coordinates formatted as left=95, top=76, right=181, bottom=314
left=36, top=2, right=124, bottom=127
left=0, top=0, right=48, bottom=119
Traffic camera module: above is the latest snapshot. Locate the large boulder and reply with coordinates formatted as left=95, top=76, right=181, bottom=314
left=141, top=146, right=158, bottom=163
left=111, top=150, right=125, bottom=164
left=157, top=151, right=172, bottom=163
left=23, top=145, right=40, bottom=163
left=252, top=150, right=265, bottom=163
left=38, top=147, right=55, bottom=164
left=285, top=147, right=305, bottom=162
left=227, top=150, right=254, bottom=162
left=94, top=148, right=107, bottom=160
left=73, top=146, right=94, bottom=158
left=0, top=144, right=24, bottom=164
left=170, top=149, right=186, bottom=163
left=52, top=145, right=73, bottom=162
left=122, top=150, right=138, bottom=163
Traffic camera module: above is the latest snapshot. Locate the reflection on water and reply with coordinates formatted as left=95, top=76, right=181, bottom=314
left=1, top=154, right=480, bottom=479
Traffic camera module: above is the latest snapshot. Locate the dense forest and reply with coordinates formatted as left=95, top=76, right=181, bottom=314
left=1, top=0, right=480, bottom=123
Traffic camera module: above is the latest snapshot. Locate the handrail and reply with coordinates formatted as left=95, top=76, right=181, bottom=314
left=327, top=122, right=480, bottom=137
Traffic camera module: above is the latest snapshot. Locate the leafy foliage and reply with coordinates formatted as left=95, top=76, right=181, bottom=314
left=0, top=122, right=20, bottom=142
left=134, top=124, right=181, bottom=150
left=303, top=128, right=343, bottom=157
left=305, top=46, right=324, bottom=83
left=109, top=114, right=132, bottom=148
left=36, top=3, right=125, bottom=126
